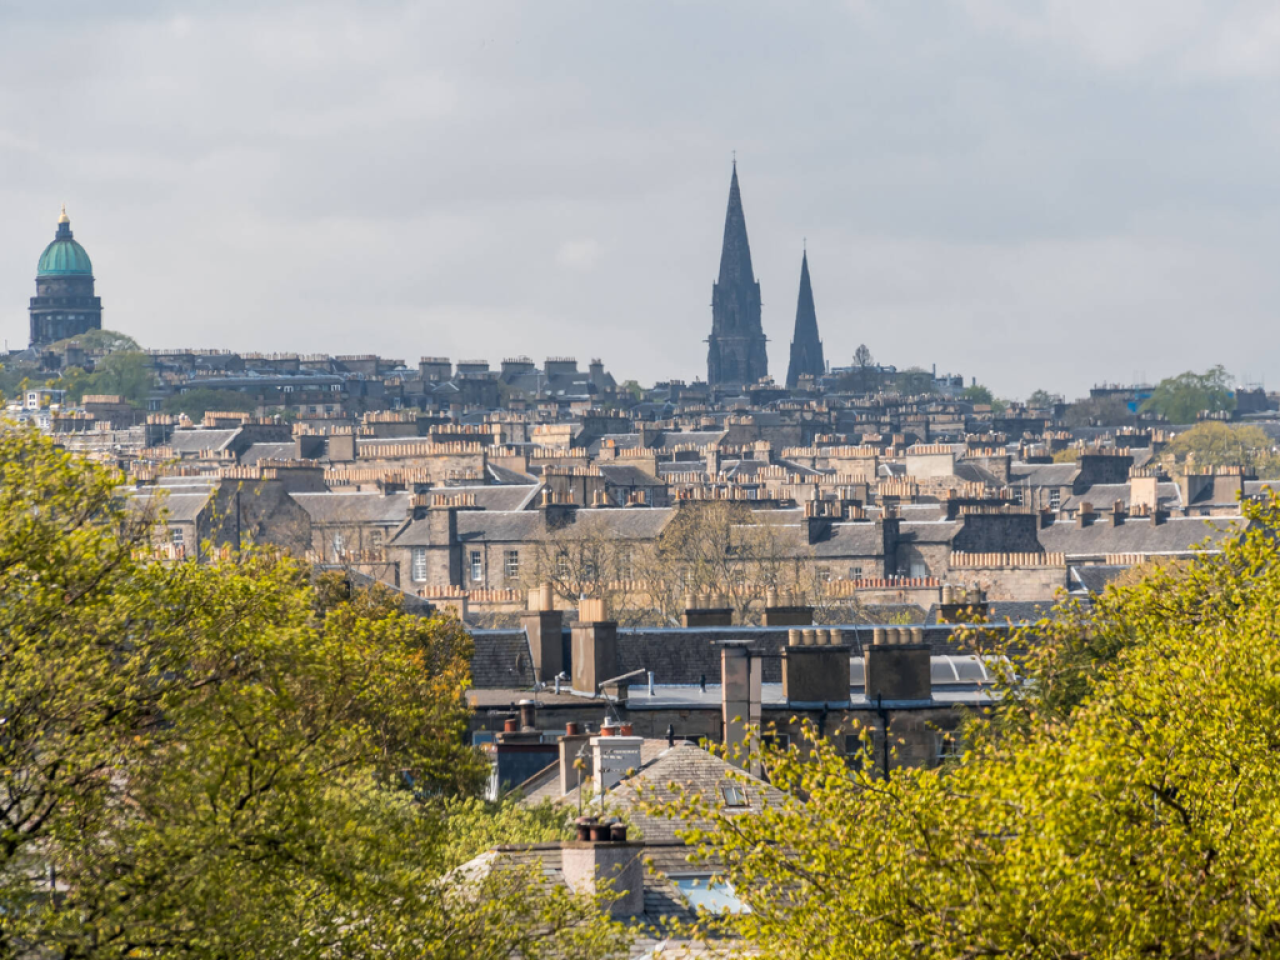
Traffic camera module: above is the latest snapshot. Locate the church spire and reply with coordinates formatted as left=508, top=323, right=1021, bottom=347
left=785, top=248, right=825, bottom=389
left=716, top=162, right=756, bottom=291
left=707, top=162, right=768, bottom=389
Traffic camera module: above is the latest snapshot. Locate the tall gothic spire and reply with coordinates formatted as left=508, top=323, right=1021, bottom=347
left=716, top=162, right=755, bottom=291
left=707, top=162, right=768, bottom=389
left=785, top=248, right=825, bottom=388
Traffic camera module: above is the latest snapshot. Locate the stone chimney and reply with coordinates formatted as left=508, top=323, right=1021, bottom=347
left=591, top=734, right=643, bottom=792
left=782, top=629, right=851, bottom=705
left=864, top=627, right=931, bottom=702
left=562, top=839, right=646, bottom=918
left=721, top=643, right=761, bottom=771
left=328, top=432, right=356, bottom=463
left=571, top=602, right=617, bottom=695
left=523, top=584, right=564, bottom=682
left=558, top=724, right=593, bottom=797
left=1129, top=475, right=1159, bottom=515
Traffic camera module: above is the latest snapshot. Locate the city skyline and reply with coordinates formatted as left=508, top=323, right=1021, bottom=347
left=5, top=2, right=1280, bottom=396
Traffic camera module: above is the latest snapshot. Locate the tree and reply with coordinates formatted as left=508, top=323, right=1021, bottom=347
left=892, top=367, right=936, bottom=397
left=46, top=328, right=141, bottom=354
left=1063, top=395, right=1134, bottom=427
left=1161, top=420, right=1280, bottom=476
left=1026, top=389, right=1058, bottom=409
left=1141, top=365, right=1235, bottom=423
left=163, top=387, right=259, bottom=420
left=653, top=493, right=1280, bottom=959
left=853, top=344, right=874, bottom=370
left=0, top=427, right=628, bottom=959
left=54, top=351, right=156, bottom=406
left=527, top=502, right=816, bottom=627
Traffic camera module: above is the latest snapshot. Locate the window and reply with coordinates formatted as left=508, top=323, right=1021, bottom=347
left=760, top=732, right=790, bottom=750
left=844, top=734, right=866, bottom=771
left=672, top=877, right=750, bottom=915
left=934, top=731, right=963, bottom=764
left=411, top=547, right=427, bottom=582
left=909, top=561, right=928, bottom=578
left=1049, top=489, right=1061, bottom=509
left=170, top=527, right=184, bottom=546
left=556, top=551, right=570, bottom=579
left=332, top=532, right=345, bottom=555
left=850, top=565, right=864, bottom=579
left=719, top=783, right=749, bottom=808
left=369, top=529, right=384, bottom=549
left=469, top=550, right=483, bottom=583
left=504, top=549, right=520, bottom=582
left=617, top=548, right=633, bottom=581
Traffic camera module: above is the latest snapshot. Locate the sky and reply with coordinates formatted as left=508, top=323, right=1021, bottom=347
left=3, top=0, right=1280, bottom=399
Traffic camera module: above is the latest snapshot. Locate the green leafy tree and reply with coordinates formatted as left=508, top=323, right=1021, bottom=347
left=1026, top=389, right=1059, bottom=408
left=84, top=350, right=154, bottom=406
left=0, top=427, right=628, bottom=960
left=46, top=328, right=141, bottom=354
left=654, top=494, right=1280, bottom=959
left=1063, top=395, right=1134, bottom=427
left=1141, top=365, right=1236, bottom=423
left=1162, top=420, right=1280, bottom=476
left=163, top=387, right=259, bottom=420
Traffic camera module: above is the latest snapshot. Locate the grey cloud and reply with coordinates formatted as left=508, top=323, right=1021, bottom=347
left=2, top=1, right=1280, bottom=396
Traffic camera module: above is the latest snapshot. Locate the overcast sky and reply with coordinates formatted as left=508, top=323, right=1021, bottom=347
left=3, top=1, right=1280, bottom=399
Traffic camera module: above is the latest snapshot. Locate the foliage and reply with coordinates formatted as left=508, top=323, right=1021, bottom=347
left=853, top=344, right=874, bottom=369
left=1063, top=395, right=1134, bottom=427
left=891, top=367, right=936, bottom=396
left=163, top=387, right=259, bottom=420
left=1051, top=447, right=1079, bottom=463
left=619, top=380, right=644, bottom=403
left=45, top=328, right=141, bottom=354
left=50, top=350, right=154, bottom=406
left=654, top=495, right=1280, bottom=959
left=1026, top=388, right=1059, bottom=408
left=1141, top=365, right=1236, bottom=423
left=1162, top=420, right=1280, bottom=477
left=0, top=427, right=628, bottom=959
left=960, top=383, right=1007, bottom=415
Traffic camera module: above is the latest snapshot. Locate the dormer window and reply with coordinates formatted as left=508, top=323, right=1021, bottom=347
left=719, top=783, right=749, bottom=808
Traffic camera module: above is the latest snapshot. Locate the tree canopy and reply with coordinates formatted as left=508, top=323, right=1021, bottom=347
left=1162, top=420, right=1280, bottom=477
left=1141, top=365, right=1236, bottom=423
left=656, top=493, right=1280, bottom=959
left=0, top=427, right=627, bottom=959
left=162, top=387, right=259, bottom=420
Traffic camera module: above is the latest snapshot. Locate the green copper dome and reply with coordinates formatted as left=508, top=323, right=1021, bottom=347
left=37, top=207, right=93, bottom=277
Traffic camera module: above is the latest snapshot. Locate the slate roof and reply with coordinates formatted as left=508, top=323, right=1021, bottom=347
left=238, top=442, right=296, bottom=465
left=166, top=428, right=240, bottom=454
left=1069, top=564, right=1130, bottom=594
left=459, top=842, right=730, bottom=956
left=469, top=629, right=536, bottom=688
left=486, top=463, right=539, bottom=485
left=128, top=489, right=213, bottom=522
left=291, top=491, right=411, bottom=524
left=1037, top=516, right=1243, bottom=557
left=560, top=743, right=788, bottom=845
left=811, top=522, right=887, bottom=558
left=599, top=464, right=669, bottom=487
left=1008, top=463, right=1079, bottom=487
left=1062, top=482, right=1181, bottom=511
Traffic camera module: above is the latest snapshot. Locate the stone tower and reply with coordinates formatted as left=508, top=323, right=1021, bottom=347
left=784, top=249, right=825, bottom=388
left=30, top=205, right=102, bottom=348
left=706, top=163, right=768, bottom=389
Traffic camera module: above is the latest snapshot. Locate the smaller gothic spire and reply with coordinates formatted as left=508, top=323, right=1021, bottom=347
left=785, top=247, right=825, bottom=389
